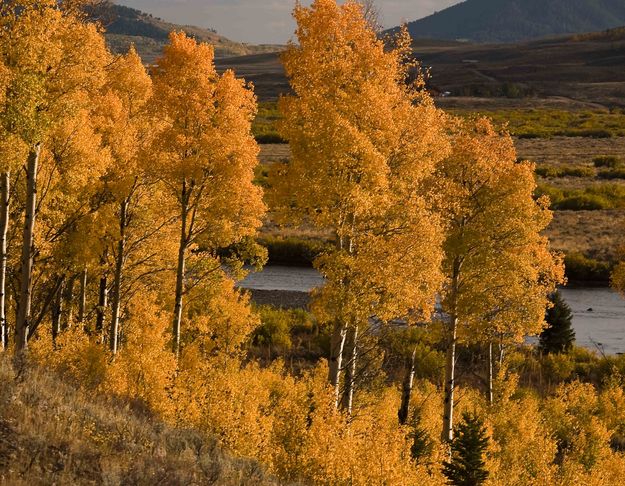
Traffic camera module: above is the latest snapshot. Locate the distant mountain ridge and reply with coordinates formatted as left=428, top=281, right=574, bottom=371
left=97, top=3, right=282, bottom=62
left=397, top=0, right=625, bottom=43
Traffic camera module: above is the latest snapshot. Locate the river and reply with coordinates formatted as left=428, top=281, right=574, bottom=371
left=240, top=266, right=625, bottom=355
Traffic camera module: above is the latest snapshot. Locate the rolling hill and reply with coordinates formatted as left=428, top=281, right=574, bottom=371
left=95, top=2, right=282, bottom=62
left=398, top=0, right=625, bottom=43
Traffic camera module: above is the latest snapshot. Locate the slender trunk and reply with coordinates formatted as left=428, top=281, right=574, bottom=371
left=78, top=267, right=87, bottom=324
left=488, top=341, right=494, bottom=405
left=341, top=325, right=359, bottom=415
left=442, top=258, right=461, bottom=443
left=0, top=171, right=9, bottom=351
left=328, top=321, right=348, bottom=409
left=398, top=347, right=417, bottom=425
left=51, top=278, right=65, bottom=344
left=442, top=315, right=458, bottom=443
left=172, top=181, right=189, bottom=357
left=15, top=145, right=40, bottom=351
left=109, top=199, right=127, bottom=355
left=62, top=275, right=75, bottom=329
left=95, top=273, right=107, bottom=341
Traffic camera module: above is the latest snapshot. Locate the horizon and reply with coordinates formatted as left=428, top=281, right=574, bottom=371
left=116, top=0, right=460, bottom=44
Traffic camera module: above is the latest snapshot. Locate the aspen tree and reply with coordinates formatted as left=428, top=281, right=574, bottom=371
left=275, top=0, right=447, bottom=409
left=0, top=0, right=110, bottom=350
left=151, top=32, right=264, bottom=356
left=96, top=46, right=155, bottom=354
left=434, top=117, right=564, bottom=442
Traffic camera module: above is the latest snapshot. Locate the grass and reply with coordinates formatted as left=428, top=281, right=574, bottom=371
left=0, top=357, right=276, bottom=485
left=455, top=109, right=625, bottom=139
left=253, top=102, right=286, bottom=143
left=252, top=103, right=625, bottom=143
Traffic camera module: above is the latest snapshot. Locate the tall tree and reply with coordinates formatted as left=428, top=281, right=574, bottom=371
left=96, top=46, right=156, bottom=355
left=0, top=0, right=111, bottom=351
left=151, top=32, right=265, bottom=357
left=433, top=117, right=564, bottom=441
left=274, top=0, right=448, bottom=410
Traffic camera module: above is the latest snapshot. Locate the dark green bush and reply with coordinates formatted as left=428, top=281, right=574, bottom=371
left=260, top=237, right=331, bottom=267
left=555, top=194, right=612, bottom=210
left=564, top=252, right=612, bottom=284
left=593, top=156, right=622, bottom=168
left=598, top=168, right=625, bottom=180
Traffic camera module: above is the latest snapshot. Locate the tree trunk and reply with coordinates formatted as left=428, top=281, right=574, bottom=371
left=109, top=199, right=127, bottom=355
left=15, top=145, right=40, bottom=352
left=488, top=341, right=494, bottom=405
left=95, top=273, right=107, bottom=341
left=172, top=181, right=189, bottom=357
left=328, top=321, right=348, bottom=409
left=51, top=278, right=65, bottom=344
left=398, top=347, right=417, bottom=425
left=0, top=171, right=9, bottom=351
left=442, top=315, right=458, bottom=443
left=78, top=267, right=87, bottom=324
left=341, top=324, right=359, bottom=415
left=62, top=274, right=75, bottom=329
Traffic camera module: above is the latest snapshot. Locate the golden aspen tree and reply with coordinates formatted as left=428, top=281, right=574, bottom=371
left=95, top=46, right=158, bottom=354
left=433, top=117, right=564, bottom=442
left=274, top=0, right=447, bottom=410
left=150, top=32, right=265, bottom=356
left=0, top=0, right=111, bottom=350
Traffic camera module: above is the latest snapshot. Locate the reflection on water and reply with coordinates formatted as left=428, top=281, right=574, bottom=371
left=560, top=288, right=625, bottom=356
left=239, top=267, right=625, bottom=355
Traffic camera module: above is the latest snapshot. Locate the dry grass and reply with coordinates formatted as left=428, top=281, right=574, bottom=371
left=544, top=210, right=625, bottom=261
left=0, top=357, right=278, bottom=486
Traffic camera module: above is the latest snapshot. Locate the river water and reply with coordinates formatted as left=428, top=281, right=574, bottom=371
left=240, top=266, right=625, bottom=355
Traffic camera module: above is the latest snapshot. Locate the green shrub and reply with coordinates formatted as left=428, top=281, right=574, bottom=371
left=542, top=353, right=575, bottom=381
left=253, top=307, right=293, bottom=350
left=593, top=156, right=622, bottom=168
left=260, top=237, right=331, bottom=267
left=564, top=252, right=612, bottom=283
left=536, top=165, right=595, bottom=178
left=598, top=168, right=625, bottom=180
left=555, top=194, right=611, bottom=210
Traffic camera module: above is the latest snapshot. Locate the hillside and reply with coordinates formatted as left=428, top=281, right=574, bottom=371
left=397, top=0, right=625, bottom=43
left=217, top=33, right=625, bottom=106
left=0, top=357, right=276, bottom=485
left=97, top=3, right=282, bottom=62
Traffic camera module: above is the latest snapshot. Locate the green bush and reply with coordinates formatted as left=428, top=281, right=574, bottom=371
left=593, top=156, right=622, bottom=168
left=555, top=194, right=611, bottom=210
left=253, top=307, right=293, bottom=350
left=535, top=165, right=595, bottom=178
left=260, top=237, right=331, bottom=267
left=564, top=252, right=612, bottom=283
left=598, top=168, right=625, bottom=180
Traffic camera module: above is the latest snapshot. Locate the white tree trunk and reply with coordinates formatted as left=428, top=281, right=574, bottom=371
left=16, top=146, right=40, bottom=351
left=341, top=325, right=359, bottom=415
left=172, top=180, right=189, bottom=357
left=0, top=171, right=9, bottom=351
left=398, top=347, right=417, bottom=425
left=442, top=315, right=458, bottom=443
left=328, top=321, right=348, bottom=409
left=78, top=267, right=87, bottom=325
left=109, top=199, right=127, bottom=355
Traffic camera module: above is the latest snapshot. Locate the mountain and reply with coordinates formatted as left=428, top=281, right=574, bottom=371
left=95, top=3, right=282, bottom=62
left=398, top=0, right=625, bottom=43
